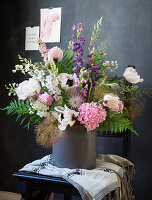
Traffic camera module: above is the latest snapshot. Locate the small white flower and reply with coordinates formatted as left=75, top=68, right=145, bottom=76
left=103, top=63, right=106, bottom=66
left=106, top=61, right=110, bottom=65
left=19, top=65, right=23, bottom=69
left=29, top=108, right=34, bottom=114
left=54, top=105, right=79, bottom=131
left=111, top=61, right=114, bottom=65
left=25, top=64, right=30, bottom=72
left=123, top=67, right=144, bottom=84
left=43, top=75, right=62, bottom=101
left=31, top=100, right=50, bottom=118
left=12, top=70, right=16, bottom=73
left=15, top=65, right=20, bottom=69
left=21, top=70, right=25, bottom=74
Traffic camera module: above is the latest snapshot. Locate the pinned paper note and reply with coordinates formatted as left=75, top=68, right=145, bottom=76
left=40, top=7, right=61, bottom=43
left=25, top=26, right=39, bottom=51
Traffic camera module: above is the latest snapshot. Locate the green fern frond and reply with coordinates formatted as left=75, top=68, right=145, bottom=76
left=1, top=99, right=42, bottom=128
left=24, top=114, right=43, bottom=129
left=57, top=49, right=75, bottom=74
left=2, top=99, right=31, bottom=116
left=99, top=113, right=138, bottom=136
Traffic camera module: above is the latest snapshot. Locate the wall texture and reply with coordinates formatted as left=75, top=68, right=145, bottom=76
left=0, top=0, right=152, bottom=199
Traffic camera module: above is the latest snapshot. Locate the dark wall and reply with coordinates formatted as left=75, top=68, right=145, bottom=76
left=0, top=0, right=152, bottom=199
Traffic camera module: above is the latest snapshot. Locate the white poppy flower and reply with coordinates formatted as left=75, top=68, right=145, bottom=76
left=123, top=67, right=144, bottom=84
left=54, top=105, right=79, bottom=131
left=58, top=73, right=79, bottom=95
left=16, top=78, right=41, bottom=100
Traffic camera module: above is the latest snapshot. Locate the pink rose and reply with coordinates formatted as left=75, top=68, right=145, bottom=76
left=39, top=93, right=53, bottom=106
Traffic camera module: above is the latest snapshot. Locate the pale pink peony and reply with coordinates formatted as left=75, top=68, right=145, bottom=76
left=39, top=93, right=53, bottom=106
left=123, top=67, right=143, bottom=84
left=78, top=103, right=107, bottom=131
left=48, top=46, right=63, bottom=62
left=103, top=93, right=123, bottom=113
left=16, top=78, right=41, bottom=100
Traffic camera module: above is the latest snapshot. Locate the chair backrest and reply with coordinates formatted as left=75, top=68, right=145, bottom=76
left=96, top=75, right=132, bottom=160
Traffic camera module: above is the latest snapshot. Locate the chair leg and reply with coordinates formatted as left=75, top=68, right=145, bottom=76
left=64, top=194, right=72, bottom=200
left=49, top=193, right=55, bottom=200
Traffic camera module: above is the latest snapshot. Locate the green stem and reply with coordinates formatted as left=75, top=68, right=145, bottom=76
left=88, top=78, right=93, bottom=102
left=97, top=98, right=103, bottom=103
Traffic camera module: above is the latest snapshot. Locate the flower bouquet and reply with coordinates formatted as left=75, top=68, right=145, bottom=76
left=2, top=18, right=146, bottom=166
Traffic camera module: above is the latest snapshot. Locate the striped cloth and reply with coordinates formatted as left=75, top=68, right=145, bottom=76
left=20, top=154, right=135, bottom=200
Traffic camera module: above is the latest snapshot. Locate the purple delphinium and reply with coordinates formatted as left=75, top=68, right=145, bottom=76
left=99, top=52, right=106, bottom=65
left=72, top=23, right=85, bottom=77
left=85, top=56, right=101, bottom=87
left=79, top=36, right=85, bottom=46
left=73, top=65, right=81, bottom=74
left=77, top=23, right=85, bottom=31
left=72, top=25, right=76, bottom=30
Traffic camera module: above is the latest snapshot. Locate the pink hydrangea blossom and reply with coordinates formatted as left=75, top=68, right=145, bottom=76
left=48, top=46, right=63, bottom=62
left=103, top=93, right=123, bottom=113
left=78, top=103, right=107, bottom=131
left=39, top=93, right=53, bottom=106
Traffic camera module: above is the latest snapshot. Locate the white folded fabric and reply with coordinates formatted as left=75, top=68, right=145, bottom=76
left=20, top=154, right=135, bottom=200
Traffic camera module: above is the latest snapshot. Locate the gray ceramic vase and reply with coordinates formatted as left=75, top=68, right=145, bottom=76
left=52, top=125, right=97, bottom=169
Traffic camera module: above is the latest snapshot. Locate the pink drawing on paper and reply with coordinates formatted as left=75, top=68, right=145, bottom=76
left=40, top=8, right=61, bottom=43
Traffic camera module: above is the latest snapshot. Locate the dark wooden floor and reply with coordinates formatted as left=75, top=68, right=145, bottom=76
left=0, top=191, right=56, bottom=200
left=0, top=191, right=21, bottom=200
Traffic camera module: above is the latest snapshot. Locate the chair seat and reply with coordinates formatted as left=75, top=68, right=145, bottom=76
left=13, top=171, right=80, bottom=200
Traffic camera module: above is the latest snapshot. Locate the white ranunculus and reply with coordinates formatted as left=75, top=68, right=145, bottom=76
left=123, top=67, right=144, bottom=84
left=16, top=78, right=41, bottom=100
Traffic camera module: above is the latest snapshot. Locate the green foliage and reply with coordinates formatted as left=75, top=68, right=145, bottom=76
left=58, top=82, right=70, bottom=107
left=40, top=86, right=49, bottom=93
left=25, top=113, right=43, bottom=129
left=57, top=49, right=75, bottom=74
left=99, top=112, right=138, bottom=136
left=46, top=59, right=58, bottom=77
left=97, top=39, right=111, bottom=53
left=1, top=99, right=42, bottom=129
left=2, top=99, right=31, bottom=116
